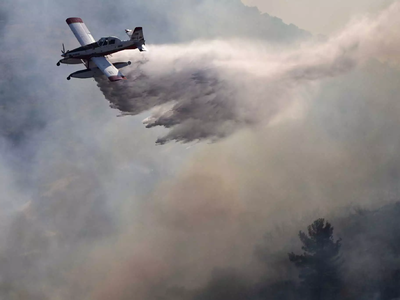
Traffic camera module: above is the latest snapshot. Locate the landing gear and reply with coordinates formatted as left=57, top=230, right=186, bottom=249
left=127, top=61, right=131, bottom=65
left=67, top=76, right=71, bottom=80
left=56, top=61, right=61, bottom=66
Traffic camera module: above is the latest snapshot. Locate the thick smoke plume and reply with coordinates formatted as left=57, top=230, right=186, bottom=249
left=98, top=2, right=400, bottom=144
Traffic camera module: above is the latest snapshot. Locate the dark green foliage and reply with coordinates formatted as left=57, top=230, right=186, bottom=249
left=289, top=219, right=342, bottom=300
left=338, top=203, right=400, bottom=299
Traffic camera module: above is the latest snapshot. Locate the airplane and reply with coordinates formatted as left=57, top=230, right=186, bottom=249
left=57, top=17, right=147, bottom=81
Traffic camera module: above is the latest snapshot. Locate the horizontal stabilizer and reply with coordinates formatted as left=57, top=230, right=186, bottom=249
left=138, top=44, right=148, bottom=52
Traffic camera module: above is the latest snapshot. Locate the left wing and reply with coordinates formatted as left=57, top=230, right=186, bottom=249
left=91, top=57, right=125, bottom=82
left=66, top=17, right=95, bottom=46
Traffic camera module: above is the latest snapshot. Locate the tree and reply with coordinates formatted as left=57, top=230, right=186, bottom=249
left=288, top=219, right=342, bottom=300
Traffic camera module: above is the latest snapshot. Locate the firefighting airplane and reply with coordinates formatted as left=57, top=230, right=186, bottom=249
left=57, top=17, right=147, bottom=81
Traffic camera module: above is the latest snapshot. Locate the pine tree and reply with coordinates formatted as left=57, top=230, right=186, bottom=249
left=288, top=219, right=342, bottom=300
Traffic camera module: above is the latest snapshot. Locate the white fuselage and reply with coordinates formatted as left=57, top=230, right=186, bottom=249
left=61, top=36, right=145, bottom=62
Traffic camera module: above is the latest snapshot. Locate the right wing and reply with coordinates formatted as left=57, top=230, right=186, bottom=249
left=66, top=17, right=95, bottom=46
left=91, top=56, right=125, bottom=82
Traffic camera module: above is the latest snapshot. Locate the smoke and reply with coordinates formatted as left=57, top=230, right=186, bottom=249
left=97, top=2, right=400, bottom=144
left=2, top=0, right=400, bottom=299
left=89, top=3, right=400, bottom=298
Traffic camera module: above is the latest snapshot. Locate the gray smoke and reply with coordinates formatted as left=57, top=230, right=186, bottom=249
left=0, top=1, right=308, bottom=298
left=2, top=1, right=400, bottom=300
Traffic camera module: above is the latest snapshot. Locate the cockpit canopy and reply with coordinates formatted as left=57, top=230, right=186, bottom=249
left=97, top=36, right=121, bottom=46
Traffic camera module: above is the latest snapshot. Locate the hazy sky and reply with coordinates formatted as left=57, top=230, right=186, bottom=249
left=242, top=0, right=396, bottom=34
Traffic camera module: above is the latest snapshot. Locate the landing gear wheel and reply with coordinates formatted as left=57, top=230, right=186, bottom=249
left=67, top=76, right=71, bottom=80
left=57, top=62, right=61, bottom=66
left=127, top=61, right=131, bottom=65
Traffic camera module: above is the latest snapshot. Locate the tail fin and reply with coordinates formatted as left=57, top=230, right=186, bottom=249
left=125, top=27, right=144, bottom=42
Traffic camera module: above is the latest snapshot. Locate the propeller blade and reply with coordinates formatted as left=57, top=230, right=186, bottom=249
left=62, top=43, right=65, bottom=54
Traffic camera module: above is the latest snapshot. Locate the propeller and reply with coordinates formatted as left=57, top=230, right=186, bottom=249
left=57, top=43, right=66, bottom=66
